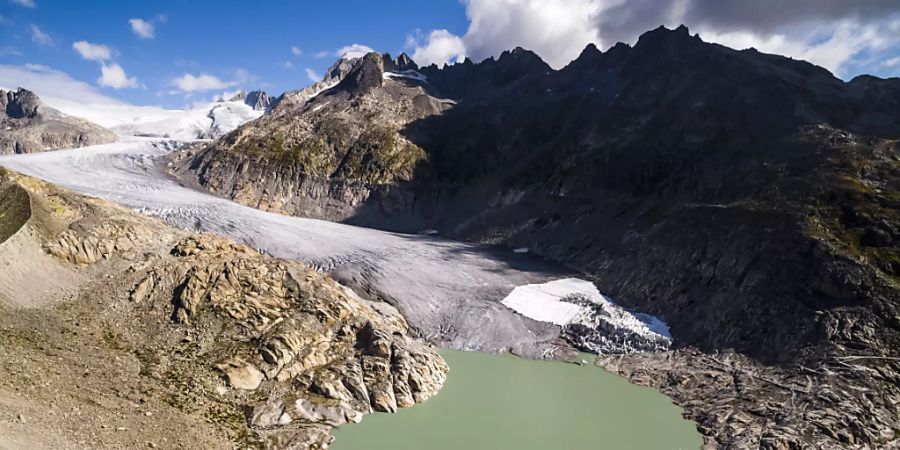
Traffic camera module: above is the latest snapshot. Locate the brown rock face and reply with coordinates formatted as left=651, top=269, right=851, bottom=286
left=0, top=170, right=448, bottom=449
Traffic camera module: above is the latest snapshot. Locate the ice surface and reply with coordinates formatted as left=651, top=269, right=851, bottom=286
left=501, top=278, right=673, bottom=353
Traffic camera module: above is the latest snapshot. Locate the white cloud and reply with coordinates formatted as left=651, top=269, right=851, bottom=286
left=314, top=50, right=332, bottom=58
left=410, top=0, right=601, bottom=69
left=698, top=20, right=898, bottom=75
left=336, top=43, right=375, bottom=59
left=169, top=68, right=257, bottom=95
left=410, top=29, right=467, bottom=66
left=282, top=61, right=294, bottom=69
left=291, top=46, right=302, bottom=56
left=172, top=73, right=234, bottom=93
left=11, top=0, right=35, bottom=7
left=98, top=63, right=138, bottom=89
left=129, top=18, right=154, bottom=39
left=408, top=0, right=900, bottom=75
left=305, top=68, right=322, bottom=82
left=72, top=40, right=112, bottom=61
left=885, top=56, right=900, bottom=67
left=0, top=63, right=122, bottom=104
left=465, top=0, right=601, bottom=68
left=30, top=24, right=53, bottom=45
left=0, top=46, right=21, bottom=57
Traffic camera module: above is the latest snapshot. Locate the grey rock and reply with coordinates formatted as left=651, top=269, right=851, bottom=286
left=0, top=88, right=116, bottom=154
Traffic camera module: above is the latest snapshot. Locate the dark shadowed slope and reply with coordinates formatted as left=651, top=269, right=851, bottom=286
left=174, top=25, right=900, bottom=449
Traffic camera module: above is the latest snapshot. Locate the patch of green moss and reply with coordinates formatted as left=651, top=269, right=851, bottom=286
left=810, top=169, right=900, bottom=282
left=336, top=126, right=426, bottom=183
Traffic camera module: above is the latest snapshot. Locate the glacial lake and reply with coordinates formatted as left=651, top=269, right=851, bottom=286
left=331, top=349, right=702, bottom=450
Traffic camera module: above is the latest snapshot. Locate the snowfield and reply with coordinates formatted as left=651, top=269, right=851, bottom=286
left=501, top=278, right=672, bottom=353
left=0, top=138, right=672, bottom=357
left=383, top=70, right=428, bottom=82
left=111, top=101, right=263, bottom=139
left=36, top=96, right=262, bottom=140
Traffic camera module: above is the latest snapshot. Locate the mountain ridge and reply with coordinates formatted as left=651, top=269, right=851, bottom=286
left=171, top=25, right=900, bottom=449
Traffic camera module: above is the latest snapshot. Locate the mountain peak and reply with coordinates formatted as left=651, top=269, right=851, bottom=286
left=224, top=90, right=270, bottom=110
left=382, top=52, right=419, bottom=73
left=1, top=87, right=43, bottom=119
left=335, top=52, right=385, bottom=96
left=572, top=43, right=603, bottom=64
left=495, top=46, right=551, bottom=71
left=226, top=90, right=247, bottom=102
left=245, top=90, right=271, bottom=110
left=631, top=24, right=704, bottom=61
left=635, top=24, right=698, bottom=48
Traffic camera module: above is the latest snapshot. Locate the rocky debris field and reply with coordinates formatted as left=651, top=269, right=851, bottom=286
left=0, top=168, right=447, bottom=449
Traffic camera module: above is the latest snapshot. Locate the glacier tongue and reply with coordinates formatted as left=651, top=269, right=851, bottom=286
left=501, top=278, right=672, bottom=354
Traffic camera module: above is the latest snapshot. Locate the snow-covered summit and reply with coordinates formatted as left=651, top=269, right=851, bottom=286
left=38, top=95, right=265, bottom=140
left=223, top=90, right=272, bottom=111
left=110, top=100, right=264, bottom=140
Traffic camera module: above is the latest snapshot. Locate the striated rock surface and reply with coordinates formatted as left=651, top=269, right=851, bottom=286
left=0, top=169, right=447, bottom=449
left=0, top=88, right=116, bottom=154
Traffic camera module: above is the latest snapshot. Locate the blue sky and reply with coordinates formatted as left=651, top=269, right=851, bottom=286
left=1, top=0, right=899, bottom=109
left=0, top=0, right=469, bottom=106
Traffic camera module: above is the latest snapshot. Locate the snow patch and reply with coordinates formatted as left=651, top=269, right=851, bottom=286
left=501, top=278, right=672, bottom=353
left=383, top=70, right=428, bottom=82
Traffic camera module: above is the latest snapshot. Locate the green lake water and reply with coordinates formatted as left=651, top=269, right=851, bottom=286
left=331, top=349, right=702, bottom=450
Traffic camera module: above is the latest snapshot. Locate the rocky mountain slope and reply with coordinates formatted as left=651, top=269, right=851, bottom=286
left=0, top=168, right=446, bottom=449
left=173, top=25, right=900, bottom=449
left=0, top=88, right=116, bottom=154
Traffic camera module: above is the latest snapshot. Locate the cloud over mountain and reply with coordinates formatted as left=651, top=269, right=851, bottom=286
left=410, top=0, right=900, bottom=75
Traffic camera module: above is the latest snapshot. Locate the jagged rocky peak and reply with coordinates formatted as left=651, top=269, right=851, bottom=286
left=633, top=24, right=702, bottom=51
left=1, top=88, right=44, bottom=119
left=335, top=52, right=386, bottom=96
left=487, top=46, right=552, bottom=76
left=578, top=43, right=602, bottom=59
left=225, top=90, right=271, bottom=110
left=383, top=52, right=419, bottom=73
left=323, top=57, right=358, bottom=82
left=562, top=43, right=604, bottom=72
left=244, top=90, right=270, bottom=110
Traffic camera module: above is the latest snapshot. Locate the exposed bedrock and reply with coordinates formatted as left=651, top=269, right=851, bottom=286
left=0, top=170, right=448, bottom=449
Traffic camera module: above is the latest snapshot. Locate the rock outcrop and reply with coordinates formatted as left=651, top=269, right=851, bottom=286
left=228, top=90, right=272, bottom=111
left=0, top=88, right=116, bottom=154
left=0, top=169, right=447, bottom=449
left=173, top=25, right=900, bottom=449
